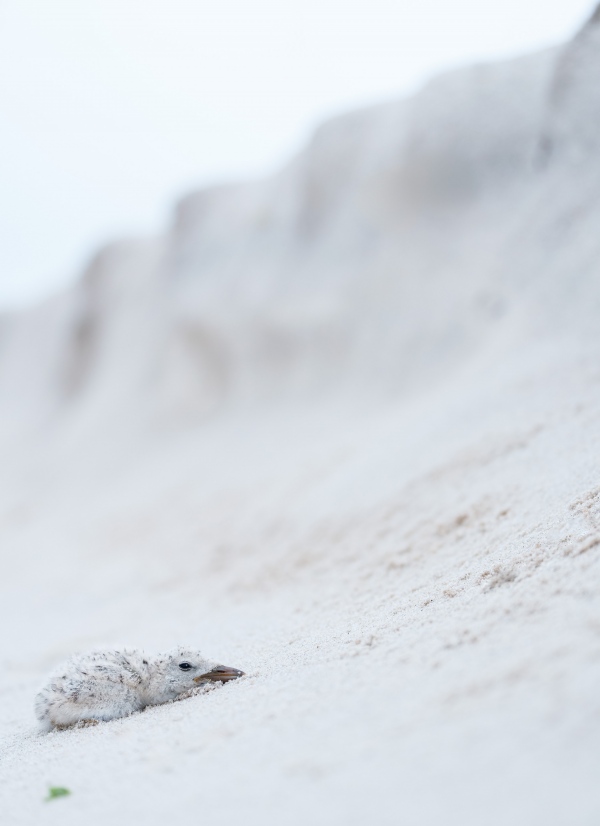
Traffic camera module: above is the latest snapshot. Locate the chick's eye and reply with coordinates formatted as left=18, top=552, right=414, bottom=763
left=179, top=662, right=192, bottom=671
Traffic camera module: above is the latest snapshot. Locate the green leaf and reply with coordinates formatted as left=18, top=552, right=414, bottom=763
left=46, top=786, right=71, bottom=801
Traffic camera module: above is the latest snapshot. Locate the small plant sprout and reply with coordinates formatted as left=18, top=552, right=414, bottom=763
left=46, top=786, right=71, bottom=801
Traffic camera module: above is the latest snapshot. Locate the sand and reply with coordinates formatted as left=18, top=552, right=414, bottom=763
left=1, top=9, right=600, bottom=825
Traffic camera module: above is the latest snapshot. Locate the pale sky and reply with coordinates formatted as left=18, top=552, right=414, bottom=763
left=0, top=0, right=594, bottom=309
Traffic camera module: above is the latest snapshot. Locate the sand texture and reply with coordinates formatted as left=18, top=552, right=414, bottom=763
left=1, top=9, right=600, bottom=825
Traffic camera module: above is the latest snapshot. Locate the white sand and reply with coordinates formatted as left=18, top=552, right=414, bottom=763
left=1, top=11, right=600, bottom=825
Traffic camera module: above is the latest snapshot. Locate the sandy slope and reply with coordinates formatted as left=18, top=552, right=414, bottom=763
left=1, top=343, right=600, bottom=825
left=2, top=9, right=600, bottom=826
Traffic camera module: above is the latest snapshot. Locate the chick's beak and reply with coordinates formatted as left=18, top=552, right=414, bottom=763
left=194, top=665, right=245, bottom=683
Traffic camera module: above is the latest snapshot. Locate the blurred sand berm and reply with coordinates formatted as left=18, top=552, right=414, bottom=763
left=1, top=9, right=600, bottom=826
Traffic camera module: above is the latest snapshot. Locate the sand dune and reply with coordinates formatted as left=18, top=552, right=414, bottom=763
left=1, top=8, right=600, bottom=825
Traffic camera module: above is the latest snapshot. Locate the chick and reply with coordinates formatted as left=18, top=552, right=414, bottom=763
left=35, top=647, right=244, bottom=731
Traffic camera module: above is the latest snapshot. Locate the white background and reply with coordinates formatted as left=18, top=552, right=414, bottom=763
left=0, top=0, right=594, bottom=308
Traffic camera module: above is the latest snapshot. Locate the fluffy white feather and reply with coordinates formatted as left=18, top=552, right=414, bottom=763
left=35, top=647, right=244, bottom=731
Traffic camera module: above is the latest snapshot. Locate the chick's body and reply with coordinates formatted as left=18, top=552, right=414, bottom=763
left=35, top=648, right=243, bottom=731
